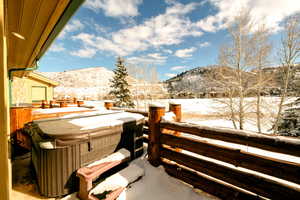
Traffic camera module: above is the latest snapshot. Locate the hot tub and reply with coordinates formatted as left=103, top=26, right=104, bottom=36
left=26, top=111, right=144, bottom=197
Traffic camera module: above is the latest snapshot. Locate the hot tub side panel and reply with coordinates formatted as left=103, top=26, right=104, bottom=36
left=117, top=120, right=144, bottom=160
left=32, top=131, right=122, bottom=197
left=33, top=145, right=81, bottom=197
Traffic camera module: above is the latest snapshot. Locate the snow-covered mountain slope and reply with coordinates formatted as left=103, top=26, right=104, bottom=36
left=38, top=67, right=167, bottom=100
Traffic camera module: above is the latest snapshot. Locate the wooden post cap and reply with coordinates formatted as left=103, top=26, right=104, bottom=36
left=169, top=102, right=182, bottom=152
left=104, top=101, right=114, bottom=110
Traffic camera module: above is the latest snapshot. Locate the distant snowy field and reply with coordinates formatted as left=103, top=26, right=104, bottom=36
left=85, top=97, right=296, bottom=133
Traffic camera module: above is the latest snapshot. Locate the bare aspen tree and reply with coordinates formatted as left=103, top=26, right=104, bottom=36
left=251, top=24, right=273, bottom=132
left=218, top=11, right=255, bottom=130
left=274, top=14, right=300, bottom=133
left=127, top=63, right=139, bottom=108
left=206, top=63, right=239, bottom=129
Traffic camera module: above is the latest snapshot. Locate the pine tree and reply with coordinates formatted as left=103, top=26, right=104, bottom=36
left=109, top=57, right=135, bottom=108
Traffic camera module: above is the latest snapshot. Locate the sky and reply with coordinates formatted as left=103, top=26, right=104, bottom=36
left=39, top=0, right=300, bottom=80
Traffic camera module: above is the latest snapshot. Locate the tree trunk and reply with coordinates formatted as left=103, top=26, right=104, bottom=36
left=274, top=64, right=292, bottom=133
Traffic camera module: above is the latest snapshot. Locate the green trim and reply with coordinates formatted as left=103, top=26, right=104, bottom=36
left=36, top=0, right=85, bottom=60
left=8, top=62, right=39, bottom=107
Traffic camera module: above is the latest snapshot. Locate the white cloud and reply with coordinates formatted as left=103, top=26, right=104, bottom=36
left=147, top=53, right=167, bottom=60
left=175, top=47, right=196, bottom=58
left=70, top=47, right=97, bottom=58
left=84, top=0, right=142, bottom=17
left=49, top=43, right=65, bottom=52
left=58, top=20, right=84, bottom=39
left=170, top=66, right=187, bottom=71
left=198, top=41, right=210, bottom=48
left=127, top=53, right=167, bottom=65
left=165, top=1, right=200, bottom=15
left=165, top=73, right=176, bottom=78
left=197, top=0, right=300, bottom=33
left=73, top=2, right=203, bottom=56
left=72, top=33, right=128, bottom=56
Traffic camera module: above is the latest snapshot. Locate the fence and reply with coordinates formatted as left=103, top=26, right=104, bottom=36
left=109, top=101, right=300, bottom=199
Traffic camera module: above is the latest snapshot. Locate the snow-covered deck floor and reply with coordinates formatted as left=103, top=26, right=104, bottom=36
left=62, top=154, right=218, bottom=200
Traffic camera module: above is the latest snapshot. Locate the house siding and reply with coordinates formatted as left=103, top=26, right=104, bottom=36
left=12, top=76, right=55, bottom=104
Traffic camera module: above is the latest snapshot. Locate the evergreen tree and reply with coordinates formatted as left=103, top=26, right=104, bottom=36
left=109, top=57, right=135, bottom=108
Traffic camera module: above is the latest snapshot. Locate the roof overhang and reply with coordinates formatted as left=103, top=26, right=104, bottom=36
left=7, top=0, right=84, bottom=75
left=27, top=72, right=59, bottom=87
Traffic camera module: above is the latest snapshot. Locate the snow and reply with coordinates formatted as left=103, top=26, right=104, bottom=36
left=149, top=102, right=165, bottom=107
left=188, top=119, right=266, bottom=133
left=181, top=132, right=300, bottom=164
left=60, top=152, right=217, bottom=200
left=90, top=164, right=144, bottom=196
left=121, top=157, right=217, bottom=200
left=87, top=97, right=297, bottom=133
left=161, top=112, right=176, bottom=122
left=35, top=112, right=144, bottom=136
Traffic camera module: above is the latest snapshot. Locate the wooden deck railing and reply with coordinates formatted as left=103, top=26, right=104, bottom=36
left=104, top=101, right=300, bottom=199
left=145, top=104, right=300, bottom=200
left=32, top=98, right=84, bottom=109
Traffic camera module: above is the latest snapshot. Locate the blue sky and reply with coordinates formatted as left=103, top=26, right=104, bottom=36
left=39, top=0, right=300, bottom=80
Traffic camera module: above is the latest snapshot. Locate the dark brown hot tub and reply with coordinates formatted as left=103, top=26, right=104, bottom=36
left=26, top=111, right=144, bottom=197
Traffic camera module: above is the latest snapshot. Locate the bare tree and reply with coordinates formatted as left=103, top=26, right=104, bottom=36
left=218, top=11, right=256, bottom=130
left=251, top=24, right=273, bottom=132
left=273, top=14, right=300, bottom=133
left=206, top=65, right=238, bottom=129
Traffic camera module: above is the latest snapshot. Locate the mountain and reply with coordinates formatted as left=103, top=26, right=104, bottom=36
left=165, top=64, right=300, bottom=98
left=165, top=65, right=230, bottom=98
left=38, top=67, right=167, bottom=100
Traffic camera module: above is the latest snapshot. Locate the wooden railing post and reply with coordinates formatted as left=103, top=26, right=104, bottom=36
left=169, top=102, right=181, bottom=136
left=59, top=101, right=67, bottom=108
left=148, top=104, right=165, bottom=167
left=77, top=100, right=84, bottom=107
left=169, top=102, right=182, bottom=152
left=169, top=102, right=181, bottom=123
left=104, top=101, right=114, bottom=110
left=41, top=100, right=47, bottom=109
left=49, top=100, right=54, bottom=108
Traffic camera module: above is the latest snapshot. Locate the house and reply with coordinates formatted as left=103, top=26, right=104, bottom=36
left=0, top=0, right=84, bottom=199
left=12, top=72, right=58, bottom=105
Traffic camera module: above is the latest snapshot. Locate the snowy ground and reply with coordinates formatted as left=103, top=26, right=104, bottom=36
left=61, top=151, right=218, bottom=200
left=85, top=97, right=296, bottom=133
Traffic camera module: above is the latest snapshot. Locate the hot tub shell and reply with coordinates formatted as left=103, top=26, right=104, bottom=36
left=27, top=111, right=144, bottom=197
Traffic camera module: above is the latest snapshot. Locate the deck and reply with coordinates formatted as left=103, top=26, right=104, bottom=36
left=12, top=147, right=217, bottom=200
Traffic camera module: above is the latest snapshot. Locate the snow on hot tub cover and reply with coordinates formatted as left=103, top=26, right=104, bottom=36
left=34, top=111, right=145, bottom=139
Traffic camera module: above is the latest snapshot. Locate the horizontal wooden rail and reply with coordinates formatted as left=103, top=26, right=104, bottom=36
left=160, top=121, right=300, bottom=157
left=124, top=109, right=148, bottom=117
left=162, top=161, right=262, bottom=200
left=161, top=148, right=300, bottom=199
left=161, top=133, right=300, bottom=185
left=32, top=109, right=97, bottom=120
